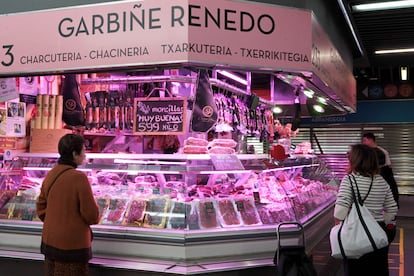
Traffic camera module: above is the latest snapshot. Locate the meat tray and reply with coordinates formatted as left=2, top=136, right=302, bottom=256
left=197, top=199, right=220, bottom=229
left=166, top=201, right=187, bottom=229
left=234, top=197, right=262, bottom=226
left=143, top=196, right=171, bottom=229
left=216, top=198, right=243, bottom=227
left=100, top=197, right=129, bottom=225
left=124, top=198, right=147, bottom=226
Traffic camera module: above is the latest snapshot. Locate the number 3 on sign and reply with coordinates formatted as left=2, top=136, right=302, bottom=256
left=1, top=44, right=14, bottom=67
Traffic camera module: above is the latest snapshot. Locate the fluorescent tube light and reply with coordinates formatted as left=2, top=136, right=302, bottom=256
left=114, top=159, right=186, bottom=165
left=401, top=66, right=409, bottom=81
left=353, top=0, right=414, bottom=12
left=22, top=167, right=93, bottom=173
left=217, top=70, right=248, bottom=86
left=375, top=48, right=414, bottom=54
left=199, top=170, right=252, bottom=175
left=337, top=0, right=365, bottom=56
left=22, top=167, right=52, bottom=171
left=262, top=163, right=318, bottom=173
left=100, top=169, right=181, bottom=175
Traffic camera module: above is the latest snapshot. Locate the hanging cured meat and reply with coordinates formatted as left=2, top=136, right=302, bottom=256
left=190, top=69, right=218, bottom=133
left=61, top=74, right=85, bottom=127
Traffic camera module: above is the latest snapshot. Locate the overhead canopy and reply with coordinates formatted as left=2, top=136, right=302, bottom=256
left=0, top=0, right=356, bottom=112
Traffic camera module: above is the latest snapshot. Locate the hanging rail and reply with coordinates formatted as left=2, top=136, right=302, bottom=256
left=80, top=75, right=252, bottom=97
left=80, top=75, right=196, bottom=85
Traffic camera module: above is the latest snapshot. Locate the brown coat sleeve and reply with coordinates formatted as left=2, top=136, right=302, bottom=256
left=76, top=172, right=100, bottom=225
left=36, top=185, right=47, bottom=222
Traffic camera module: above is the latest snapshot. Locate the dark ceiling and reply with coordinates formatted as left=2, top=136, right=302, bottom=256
left=345, top=0, right=414, bottom=82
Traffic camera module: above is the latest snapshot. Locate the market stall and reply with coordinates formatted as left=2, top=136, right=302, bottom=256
left=0, top=0, right=355, bottom=274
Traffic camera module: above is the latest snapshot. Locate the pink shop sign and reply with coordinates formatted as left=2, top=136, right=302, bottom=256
left=0, top=0, right=312, bottom=76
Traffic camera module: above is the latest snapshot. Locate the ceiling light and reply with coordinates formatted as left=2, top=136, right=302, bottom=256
left=217, top=70, right=248, bottom=86
left=401, top=66, right=409, bottom=81
left=317, top=97, right=327, bottom=105
left=375, top=48, right=414, bottom=54
left=313, top=104, right=325, bottom=113
left=303, top=89, right=315, bottom=98
left=353, top=0, right=414, bottom=12
left=272, top=106, right=283, bottom=114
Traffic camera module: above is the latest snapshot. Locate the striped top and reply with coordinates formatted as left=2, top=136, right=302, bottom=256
left=334, top=173, right=398, bottom=224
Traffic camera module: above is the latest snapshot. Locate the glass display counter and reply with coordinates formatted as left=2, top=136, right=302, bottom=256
left=0, top=152, right=339, bottom=274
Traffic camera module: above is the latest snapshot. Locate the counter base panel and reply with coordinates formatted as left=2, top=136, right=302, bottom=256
left=0, top=255, right=277, bottom=276
left=0, top=204, right=334, bottom=275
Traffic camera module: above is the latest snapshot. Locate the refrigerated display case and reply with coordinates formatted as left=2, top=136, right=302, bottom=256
left=0, top=152, right=338, bottom=274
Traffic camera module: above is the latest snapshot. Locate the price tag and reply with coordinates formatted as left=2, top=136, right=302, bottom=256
left=133, top=97, right=186, bottom=135
left=210, top=154, right=244, bottom=171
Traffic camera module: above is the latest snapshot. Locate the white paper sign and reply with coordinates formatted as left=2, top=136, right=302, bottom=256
left=0, top=101, right=26, bottom=137
left=0, top=78, right=19, bottom=102
left=19, top=76, right=39, bottom=96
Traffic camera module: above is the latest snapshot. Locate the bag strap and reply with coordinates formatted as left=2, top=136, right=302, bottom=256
left=349, top=175, right=378, bottom=250
left=45, top=167, right=72, bottom=198
left=337, top=215, right=347, bottom=259
left=351, top=174, right=373, bottom=205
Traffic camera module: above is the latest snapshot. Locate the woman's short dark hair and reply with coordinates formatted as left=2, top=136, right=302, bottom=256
left=58, top=134, right=85, bottom=161
left=347, top=143, right=380, bottom=176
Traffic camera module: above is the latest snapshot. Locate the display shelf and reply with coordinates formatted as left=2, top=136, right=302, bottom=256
left=0, top=152, right=338, bottom=274
left=13, top=152, right=269, bottom=161
left=0, top=203, right=335, bottom=274
left=1, top=153, right=338, bottom=228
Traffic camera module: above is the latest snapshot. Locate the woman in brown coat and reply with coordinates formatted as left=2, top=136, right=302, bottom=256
left=36, top=134, right=99, bottom=276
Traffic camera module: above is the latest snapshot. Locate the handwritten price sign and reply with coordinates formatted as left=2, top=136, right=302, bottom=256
left=133, top=97, right=187, bottom=135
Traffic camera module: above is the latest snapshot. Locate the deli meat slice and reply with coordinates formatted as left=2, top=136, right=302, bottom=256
left=234, top=197, right=262, bottom=226
left=124, top=198, right=147, bottom=226
left=197, top=199, right=219, bottom=229
left=208, top=146, right=235, bottom=155
left=183, top=145, right=208, bottom=154
left=184, top=137, right=209, bottom=146
left=217, top=198, right=242, bottom=227
left=257, top=206, right=274, bottom=225
left=101, top=197, right=129, bottom=225
left=0, top=190, right=17, bottom=210
left=265, top=203, right=296, bottom=224
left=209, top=139, right=238, bottom=148
left=186, top=201, right=200, bottom=230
